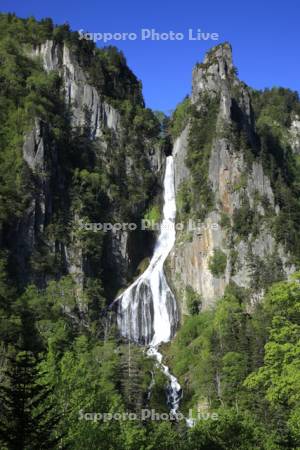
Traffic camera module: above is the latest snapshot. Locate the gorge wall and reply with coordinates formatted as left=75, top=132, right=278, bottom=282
left=0, top=21, right=164, bottom=312
left=168, top=43, right=300, bottom=313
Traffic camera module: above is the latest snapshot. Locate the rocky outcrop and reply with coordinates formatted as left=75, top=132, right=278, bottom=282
left=12, top=119, right=52, bottom=285
left=16, top=39, right=161, bottom=297
left=31, top=41, right=123, bottom=290
left=173, top=125, right=190, bottom=192
left=208, top=140, right=275, bottom=215
left=169, top=43, right=295, bottom=312
left=289, top=115, right=300, bottom=154
left=168, top=211, right=228, bottom=312
left=30, top=40, right=120, bottom=137
left=192, top=43, right=235, bottom=102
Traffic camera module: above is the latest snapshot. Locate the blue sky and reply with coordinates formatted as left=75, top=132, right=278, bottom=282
left=1, top=0, right=299, bottom=113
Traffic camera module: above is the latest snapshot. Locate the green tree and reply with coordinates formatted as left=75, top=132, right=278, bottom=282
left=245, top=273, right=300, bottom=446
left=0, top=350, right=62, bottom=450
left=185, top=409, right=270, bottom=450
left=186, top=285, right=202, bottom=315
left=209, top=249, right=227, bottom=277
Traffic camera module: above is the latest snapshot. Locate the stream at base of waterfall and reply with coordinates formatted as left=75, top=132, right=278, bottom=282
left=116, top=156, right=183, bottom=416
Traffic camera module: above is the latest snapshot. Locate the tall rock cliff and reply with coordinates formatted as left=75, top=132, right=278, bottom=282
left=168, top=43, right=300, bottom=312
left=0, top=17, right=163, bottom=308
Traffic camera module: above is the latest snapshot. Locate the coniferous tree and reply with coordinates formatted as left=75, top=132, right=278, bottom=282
left=0, top=350, right=63, bottom=450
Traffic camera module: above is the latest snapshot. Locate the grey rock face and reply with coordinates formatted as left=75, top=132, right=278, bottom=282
left=23, top=119, right=46, bottom=172
left=20, top=40, right=160, bottom=297
left=289, top=115, right=300, bottom=154
left=169, top=211, right=228, bottom=311
left=30, top=41, right=120, bottom=136
left=173, top=125, right=190, bottom=192
left=169, top=43, right=294, bottom=312
left=209, top=140, right=275, bottom=214
left=22, top=119, right=52, bottom=234
left=192, top=43, right=235, bottom=102
left=24, top=42, right=112, bottom=290
left=13, top=118, right=54, bottom=285
left=192, top=42, right=253, bottom=133
left=246, top=161, right=275, bottom=209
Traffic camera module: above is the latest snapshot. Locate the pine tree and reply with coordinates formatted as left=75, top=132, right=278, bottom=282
left=119, top=343, right=146, bottom=414
left=0, top=350, right=63, bottom=450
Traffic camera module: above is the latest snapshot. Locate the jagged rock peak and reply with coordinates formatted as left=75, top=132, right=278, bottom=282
left=192, top=42, right=254, bottom=128
left=192, top=42, right=237, bottom=103
left=203, top=42, right=233, bottom=71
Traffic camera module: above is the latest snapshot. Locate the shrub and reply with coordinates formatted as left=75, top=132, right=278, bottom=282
left=209, top=249, right=227, bottom=277
left=144, top=204, right=161, bottom=226
left=185, top=94, right=219, bottom=220
left=176, top=181, right=192, bottom=220
left=169, top=96, right=190, bottom=139
left=186, top=285, right=202, bottom=315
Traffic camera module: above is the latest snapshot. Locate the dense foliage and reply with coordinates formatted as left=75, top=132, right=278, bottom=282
left=251, top=88, right=300, bottom=263
left=175, top=94, right=219, bottom=222
left=166, top=275, right=300, bottom=448
left=169, top=96, right=190, bottom=139
left=209, top=249, right=227, bottom=277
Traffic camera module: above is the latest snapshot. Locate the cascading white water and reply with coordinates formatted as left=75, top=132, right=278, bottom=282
left=117, top=156, right=178, bottom=345
left=116, top=155, right=182, bottom=414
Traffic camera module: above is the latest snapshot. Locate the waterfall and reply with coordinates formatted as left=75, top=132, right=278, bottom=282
left=116, top=155, right=182, bottom=414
